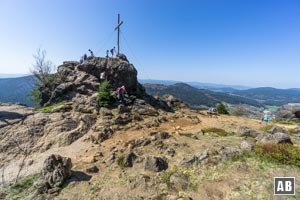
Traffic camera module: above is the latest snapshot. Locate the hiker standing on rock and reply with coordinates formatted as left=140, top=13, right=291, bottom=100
left=116, top=86, right=127, bottom=105
left=106, top=50, right=109, bottom=58
left=110, top=47, right=116, bottom=57
left=88, top=49, right=94, bottom=57
left=83, top=54, right=87, bottom=61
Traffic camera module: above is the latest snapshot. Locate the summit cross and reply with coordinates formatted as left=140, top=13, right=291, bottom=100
left=114, top=14, right=124, bottom=55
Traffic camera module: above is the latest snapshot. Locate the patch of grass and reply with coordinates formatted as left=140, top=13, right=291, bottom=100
left=117, top=155, right=125, bottom=169
left=230, top=151, right=253, bottom=162
left=254, top=143, right=300, bottom=167
left=40, top=102, right=64, bottom=113
left=5, top=174, right=39, bottom=200
left=160, top=170, right=175, bottom=185
left=289, top=128, right=300, bottom=134
left=178, top=133, right=195, bottom=138
left=160, top=167, right=198, bottom=191
left=260, top=125, right=273, bottom=133
left=202, top=127, right=229, bottom=136
left=272, top=120, right=299, bottom=125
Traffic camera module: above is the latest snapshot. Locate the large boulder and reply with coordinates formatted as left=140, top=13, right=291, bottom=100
left=123, top=152, right=137, bottom=167
left=256, top=132, right=293, bottom=144
left=268, top=126, right=289, bottom=134
left=144, top=156, right=168, bottom=172
left=35, top=154, right=72, bottom=193
left=169, top=173, right=189, bottom=190
left=277, top=103, right=300, bottom=121
left=237, top=126, right=262, bottom=138
left=179, top=149, right=209, bottom=167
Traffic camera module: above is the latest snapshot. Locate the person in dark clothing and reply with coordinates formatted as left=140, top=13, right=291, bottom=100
left=110, top=47, right=116, bottom=57
left=83, top=54, right=87, bottom=61
left=88, top=49, right=94, bottom=57
left=106, top=50, right=109, bottom=58
left=116, top=86, right=127, bottom=105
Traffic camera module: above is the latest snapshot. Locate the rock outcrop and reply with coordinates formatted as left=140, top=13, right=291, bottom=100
left=237, top=126, right=262, bottom=138
left=0, top=103, right=36, bottom=128
left=35, top=154, right=72, bottom=194
left=277, top=103, right=300, bottom=121
left=144, top=156, right=168, bottom=172
left=41, top=56, right=146, bottom=109
left=256, top=132, right=293, bottom=145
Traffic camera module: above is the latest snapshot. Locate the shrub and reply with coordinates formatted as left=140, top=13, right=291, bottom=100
left=98, top=80, right=113, bottom=108
left=29, top=48, right=56, bottom=107
left=117, top=155, right=125, bottom=168
left=254, top=143, right=300, bottom=167
left=216, top=103, right=229, bottom=114
left=202, top=127, right=229, bottom=136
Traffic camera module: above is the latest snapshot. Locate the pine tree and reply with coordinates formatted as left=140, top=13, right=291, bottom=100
left=216, top=103, right=229, bottom=114
left=98, top=80, right=113, bottom=107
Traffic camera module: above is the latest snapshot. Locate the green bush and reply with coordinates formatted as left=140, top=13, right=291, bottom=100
left=254, top=143, right=300, bottom=167
left=98, top=80, right=113, bottom=108
left=216, top=103, right=229, bottom=114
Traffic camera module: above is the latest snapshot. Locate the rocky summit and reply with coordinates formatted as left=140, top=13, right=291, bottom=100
left=1, top=55, right=300, bottom=200
left=40, top=55, right=145, bottom=111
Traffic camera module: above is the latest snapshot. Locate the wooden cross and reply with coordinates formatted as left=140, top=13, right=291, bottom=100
left=114, top=14, right=123, bottom=55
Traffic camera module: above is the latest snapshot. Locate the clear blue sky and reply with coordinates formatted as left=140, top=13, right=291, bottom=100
left=0, top=0, right=299, bottom=88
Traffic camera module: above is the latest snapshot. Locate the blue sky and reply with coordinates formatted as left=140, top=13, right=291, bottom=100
left=0, top=0, right=299, bottom=88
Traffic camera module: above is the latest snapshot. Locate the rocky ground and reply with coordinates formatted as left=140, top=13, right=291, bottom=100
left=1, top=101, right=300, bottom=200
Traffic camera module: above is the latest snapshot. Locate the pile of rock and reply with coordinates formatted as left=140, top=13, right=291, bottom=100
left=35, top=154, right=72, bottom=195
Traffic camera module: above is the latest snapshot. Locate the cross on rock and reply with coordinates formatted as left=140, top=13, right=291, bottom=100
left=114, top=14, right=124, bottom=55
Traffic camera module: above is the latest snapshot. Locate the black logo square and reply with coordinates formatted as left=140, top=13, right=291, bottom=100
left=274, top=177, right=295, bottom=195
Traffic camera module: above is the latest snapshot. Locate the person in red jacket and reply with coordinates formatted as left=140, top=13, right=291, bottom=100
left=116, top=86, right=127, bottom=105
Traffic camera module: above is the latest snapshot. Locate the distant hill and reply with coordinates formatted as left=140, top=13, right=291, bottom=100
left=231, top=87, right=300, bottom=106
left=0, top=76, right=35, bottom=106
left=289, top=88, right=300, bottom=92
left=0, top=74, right=30, bottom=78
left=139, top=79, right=251, bottom=91
left=144, top=83, right=263, bottom=108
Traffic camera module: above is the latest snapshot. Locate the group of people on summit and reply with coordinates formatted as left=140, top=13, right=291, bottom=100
left=80, top=47, right=116, bottom=64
